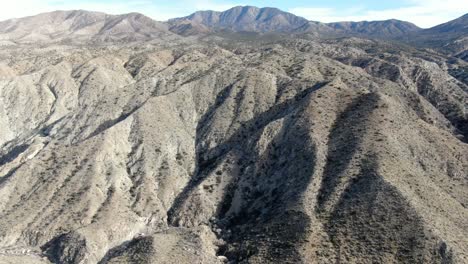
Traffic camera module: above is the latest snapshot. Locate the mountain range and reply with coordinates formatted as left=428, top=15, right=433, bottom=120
left=0, top=6, right=466, bottom=51
left=0, top=5, right=467, bottom=264
left=168, top=6, right=422, bottom=38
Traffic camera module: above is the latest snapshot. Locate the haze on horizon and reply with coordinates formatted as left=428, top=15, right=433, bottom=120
left=0, top=0, right=467, bottom=28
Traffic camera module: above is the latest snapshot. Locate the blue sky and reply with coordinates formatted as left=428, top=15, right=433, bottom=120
left=1, top=0, right=467, bottom=28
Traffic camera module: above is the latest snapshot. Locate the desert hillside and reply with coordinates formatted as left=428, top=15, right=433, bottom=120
left=0, top=7, right=467, bottom=264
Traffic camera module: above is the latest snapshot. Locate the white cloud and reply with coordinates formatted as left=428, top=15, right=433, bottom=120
left=290, top=0, right=468, bottom=28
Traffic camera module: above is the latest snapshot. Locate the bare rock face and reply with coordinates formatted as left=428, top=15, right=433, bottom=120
left=0, top=7, right=467, bottom=264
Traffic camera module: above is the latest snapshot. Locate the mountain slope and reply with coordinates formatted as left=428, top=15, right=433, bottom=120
left=0, top=10, right=173, bottom=43
left=326, top=19, right=421, bottom=37
left=295, top=19, right=421, bottom=38
left=401, top=13, right=468, bottom=56
left=426, top=13, right=468, bottom=34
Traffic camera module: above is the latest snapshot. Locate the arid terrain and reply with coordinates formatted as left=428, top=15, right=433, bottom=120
left=0, top=6, right=467, bottom=264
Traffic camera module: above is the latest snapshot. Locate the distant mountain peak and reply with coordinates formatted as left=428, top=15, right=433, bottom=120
left=169, top=5, right=309, bottom=34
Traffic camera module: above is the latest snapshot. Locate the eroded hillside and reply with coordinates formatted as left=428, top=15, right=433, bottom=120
left=0, top=35, right=466, bottom=264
